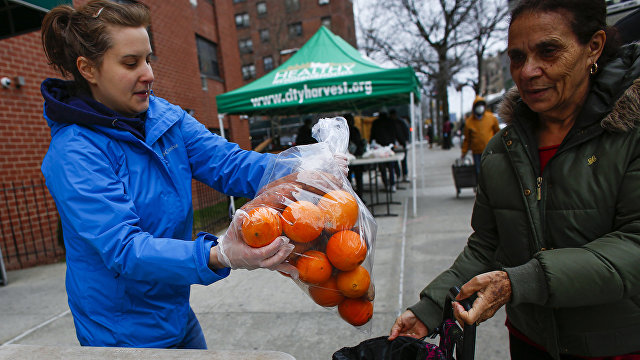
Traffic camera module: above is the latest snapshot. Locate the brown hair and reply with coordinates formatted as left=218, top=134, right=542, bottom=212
left=510, top=0, right=620, bottom=69
left=41, top=0, right=151, bottom=92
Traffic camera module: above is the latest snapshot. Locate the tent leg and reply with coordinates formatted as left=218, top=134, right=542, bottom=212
left=218, top=113, right=236, bottom=216
left=410, top=92, right=417, bottom=217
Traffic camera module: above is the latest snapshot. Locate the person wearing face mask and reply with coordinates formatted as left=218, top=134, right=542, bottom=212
left=461, top=96, right=500, bottom=175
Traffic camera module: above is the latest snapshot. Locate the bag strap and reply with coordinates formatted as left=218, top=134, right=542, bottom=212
left=430, top=286, right=476, bottom=360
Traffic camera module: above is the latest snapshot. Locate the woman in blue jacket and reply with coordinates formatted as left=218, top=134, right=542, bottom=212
left=40, top=0, right=296, bottom=349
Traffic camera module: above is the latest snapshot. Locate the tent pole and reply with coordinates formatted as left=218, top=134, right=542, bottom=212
left=410, top=92, right=417, bottom=217
left=418, top=104, right=424, bottom=188
left=218, top=113, right=236, bottom=217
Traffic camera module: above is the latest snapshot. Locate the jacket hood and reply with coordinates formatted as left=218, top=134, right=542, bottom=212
left=41, top=78, right=146, bottom=139
left=499, top=43, right=640, bottom=132
left=473, top=96, right=486, bottom=107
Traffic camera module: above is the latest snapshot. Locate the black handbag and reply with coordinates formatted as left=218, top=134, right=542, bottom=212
left=332, top=287, right=476, bottom=360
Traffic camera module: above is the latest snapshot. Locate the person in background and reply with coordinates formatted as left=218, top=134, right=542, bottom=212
left=442, top=118, right=452, bottom=150
left=345, top=113, right=365, bottom=199
left=389, top=0, right=640, bottom=358
left=39, top=0, right=298, bottom=349
left=390, top=109, right=410, bottom=183
left=369, top=111, right=397, bottom=192
left=461, top=96, right=500, bottom=175
left=295, top=118, right=317, bottom=145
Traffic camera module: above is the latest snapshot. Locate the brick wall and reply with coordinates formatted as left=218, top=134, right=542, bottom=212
left=0, top=31, right=59, bottom=184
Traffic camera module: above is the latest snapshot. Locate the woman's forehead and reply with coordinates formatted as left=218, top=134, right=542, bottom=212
left=106, top=26, right=151, bottom=56
left=508, top=11, right=575, bottom=49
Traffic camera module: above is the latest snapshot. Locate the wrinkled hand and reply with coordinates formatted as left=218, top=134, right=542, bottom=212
left=453, top=271, right=511, bottom=326
left=212, top=210, right=297, bottom=276
left=388, top=310, right=429, bottom=341
left=333, top=153, right=349, bottom=177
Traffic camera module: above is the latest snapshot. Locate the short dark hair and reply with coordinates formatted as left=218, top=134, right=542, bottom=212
left=510, top=0, right=619, bottom=68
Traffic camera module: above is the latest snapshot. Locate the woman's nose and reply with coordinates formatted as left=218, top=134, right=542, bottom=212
left=520, top=58, right=542, bottom=79
left=140, top=62, right=154, bottom=83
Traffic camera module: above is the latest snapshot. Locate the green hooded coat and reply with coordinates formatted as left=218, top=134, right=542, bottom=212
left=409, top=44, right=640, bottom=358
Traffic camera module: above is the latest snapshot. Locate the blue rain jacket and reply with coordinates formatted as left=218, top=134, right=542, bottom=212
left=40, top=78, right=273, bottom=347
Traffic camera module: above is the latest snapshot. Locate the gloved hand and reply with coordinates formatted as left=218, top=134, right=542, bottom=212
left=333, top=153, right=349, bottom=177
left=211, top=209, right=298, bottom=277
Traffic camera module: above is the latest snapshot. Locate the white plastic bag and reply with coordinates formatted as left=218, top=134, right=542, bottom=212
left=233, top=117, right=378, bottom=330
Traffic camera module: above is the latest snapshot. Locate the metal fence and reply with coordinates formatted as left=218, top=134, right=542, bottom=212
left=0, top=179, right=65, bottom=273
left=0, top=178, right=237, bottom=278
left=192, top=181, right=236, bottom=237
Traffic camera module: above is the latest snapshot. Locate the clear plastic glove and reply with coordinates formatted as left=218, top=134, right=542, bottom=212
left=216, top=233, right=295, bottom=269
left=213, top=210, right=298, bottom=277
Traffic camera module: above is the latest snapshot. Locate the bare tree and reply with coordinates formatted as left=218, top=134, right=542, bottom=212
left=462, top=0, right=509, bottom=95
left=358, top=0, right=476, bottom=138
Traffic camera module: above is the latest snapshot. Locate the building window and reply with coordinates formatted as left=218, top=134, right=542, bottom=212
left=259, top=29, right=270, bottom=43
left=318, top=0, right=330, bottom=4
left=257, top=2, right=267, bottom=16
left=321, top=16, right=331, bottom=28
left=242, top=64, right=256, bottom=80
left=263, top=56, right=274, bottom=72
left=285, top=0, right=300, bottom=12
left=238, top=38, right=253, bottom=54
left=288, top=22, right=302, bottom=37
left=235, top=13, right=250, bottom=28
left=196, top=35, right=220, bottom=78
left=233, top=0, right=245, bottom=3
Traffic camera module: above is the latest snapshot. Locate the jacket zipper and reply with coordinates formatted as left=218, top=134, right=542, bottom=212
left=536, top=176, right=543, bottom=201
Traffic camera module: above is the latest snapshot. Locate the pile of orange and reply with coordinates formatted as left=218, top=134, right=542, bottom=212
left=238, top=170, right=374, bottom=327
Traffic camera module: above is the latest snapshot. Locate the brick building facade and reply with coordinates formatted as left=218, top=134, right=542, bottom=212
left=232, top=0, right=357, bottom=83
left=0, top=0, right=249, bottom=270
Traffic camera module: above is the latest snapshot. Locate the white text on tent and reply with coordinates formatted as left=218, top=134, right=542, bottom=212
left=272, top=63, right=356, bottom=84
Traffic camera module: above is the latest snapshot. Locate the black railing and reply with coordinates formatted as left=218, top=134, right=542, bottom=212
left=0, top=179, right=239, bottom=275
left=192, top=181, right=238, bottom=237
left=0, top=179, right=64, bottom=272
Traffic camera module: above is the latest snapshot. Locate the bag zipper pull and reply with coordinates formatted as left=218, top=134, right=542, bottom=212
left=537, top=177, right=543, bottom=201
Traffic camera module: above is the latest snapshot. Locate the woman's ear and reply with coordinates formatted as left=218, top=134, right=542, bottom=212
left=76, top=56, right=97, bottom=85
left=589, top=29, right=606, bottom=63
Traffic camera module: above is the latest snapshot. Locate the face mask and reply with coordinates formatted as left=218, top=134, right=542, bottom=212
left=474, top=105, right=485, bottom=117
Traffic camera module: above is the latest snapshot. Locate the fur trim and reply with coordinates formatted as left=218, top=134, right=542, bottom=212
left=497, top=79, right=640, bottom=132
left=497, top=86, right=521, bottom=125
left=601, top=78, right=640, bottom=132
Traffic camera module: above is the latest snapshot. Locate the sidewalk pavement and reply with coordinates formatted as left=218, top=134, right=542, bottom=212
left=0, top=141, right=509, bottom=360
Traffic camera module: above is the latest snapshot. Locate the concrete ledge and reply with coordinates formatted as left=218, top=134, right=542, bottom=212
left=0, top=344, right=296, bottom=360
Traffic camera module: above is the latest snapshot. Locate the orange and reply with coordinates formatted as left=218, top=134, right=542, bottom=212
left=281, top=200, right=324, bottom=243
left=338, top=298, right=373, bottom=326
left=286, top=239, right=315, bottom=262
left=317, top=190, right=358, bottom=233
left=309, top=276, right=345, bottom=307
left=241, top=206, right=282, bottom=248
left=336, top=265, right=371, bottom=298
left=248, top=183, right=297, bottom=212
left=295, top=250, right=333, bottom=285
left=326, top=230, right=367, bottom=271
left=258, top=170, right=342, bottom=197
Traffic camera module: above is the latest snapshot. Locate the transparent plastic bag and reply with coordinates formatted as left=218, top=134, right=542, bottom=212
left=230, top=117, right=378, bottom=330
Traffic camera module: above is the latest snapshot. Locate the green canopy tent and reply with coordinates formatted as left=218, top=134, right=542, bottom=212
left=216, top=26, right=420, bottom=116
left=216, top=26, right=422, bottom=215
